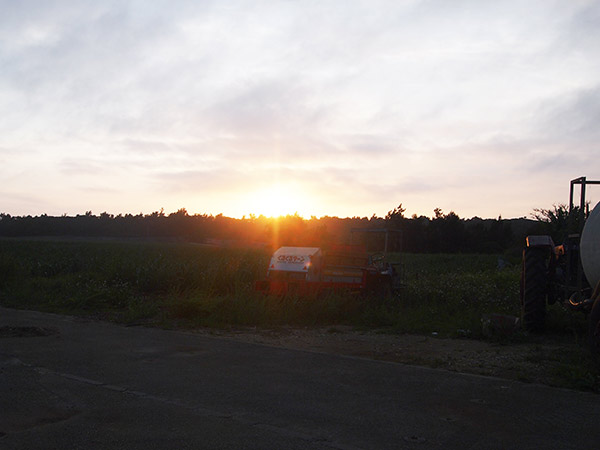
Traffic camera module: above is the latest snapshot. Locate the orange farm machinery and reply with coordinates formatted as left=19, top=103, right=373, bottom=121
left=255, top=243, right=403, bottom=296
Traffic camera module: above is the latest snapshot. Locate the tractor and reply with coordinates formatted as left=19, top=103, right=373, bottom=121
left=521, top=177, right=600, bottom=352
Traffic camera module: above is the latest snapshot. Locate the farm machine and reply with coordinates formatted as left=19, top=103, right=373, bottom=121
left=255, top=228, right=403, bottom=297
left=521, top=177, right=600, bottom=352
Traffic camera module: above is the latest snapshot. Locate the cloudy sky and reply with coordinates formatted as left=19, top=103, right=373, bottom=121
left=1, top=0, right=599, bottom=219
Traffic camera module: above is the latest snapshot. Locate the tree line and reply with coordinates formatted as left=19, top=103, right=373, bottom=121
left=0, top=204, right=544, bottom=254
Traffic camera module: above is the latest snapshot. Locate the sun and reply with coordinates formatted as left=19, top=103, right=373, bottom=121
left=245, top=184, right=309, bottom=218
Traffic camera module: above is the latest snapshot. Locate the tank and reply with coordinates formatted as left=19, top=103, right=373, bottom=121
left=581, top=201, right=600, bottom=289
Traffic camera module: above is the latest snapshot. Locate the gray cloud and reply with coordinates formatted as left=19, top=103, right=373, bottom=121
left=565, top=1, right=600, bottom=50
left=59, top=158, right=108, bottom=176
left=537, top=87, right=600, bottom=141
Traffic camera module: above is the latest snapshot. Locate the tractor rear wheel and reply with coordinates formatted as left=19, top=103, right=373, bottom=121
left=589, top=298, right=600, bottom=355
left=521, top=247, right=548, bottom=332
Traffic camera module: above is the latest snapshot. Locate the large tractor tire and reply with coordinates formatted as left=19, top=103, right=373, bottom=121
left=589, top=298, right=600, bottom=356
left=521, top=247, right=549, bottom=332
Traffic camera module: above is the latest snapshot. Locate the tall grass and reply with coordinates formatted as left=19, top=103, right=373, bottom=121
left=0, top=239, right=527, bottom=336
left=387, top=253, right=521, bottom=336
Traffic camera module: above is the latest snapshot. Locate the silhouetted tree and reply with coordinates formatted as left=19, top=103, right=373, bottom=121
left=0, top=205, right=536, bottom=254
left=532, top=203, right=588, bottom=243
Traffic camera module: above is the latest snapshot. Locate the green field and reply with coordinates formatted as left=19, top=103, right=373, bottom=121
left=0, top=239, right=524, bottom=335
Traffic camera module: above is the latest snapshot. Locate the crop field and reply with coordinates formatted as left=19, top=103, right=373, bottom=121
left=0, top=239, right=525, bottom=335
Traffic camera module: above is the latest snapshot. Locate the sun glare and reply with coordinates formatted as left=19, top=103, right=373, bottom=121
left=245, top=184, right=309, bottom=218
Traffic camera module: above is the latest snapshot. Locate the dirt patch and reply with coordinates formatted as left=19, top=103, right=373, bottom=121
left=190, top=325, right=594, bottom=389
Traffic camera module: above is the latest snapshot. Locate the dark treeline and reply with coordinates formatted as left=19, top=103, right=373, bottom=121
left=0, top=204, right=539, bottom=254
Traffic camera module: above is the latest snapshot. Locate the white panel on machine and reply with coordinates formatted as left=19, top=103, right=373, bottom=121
left=581, top=201, right=600, bottom=289
left=267, top=247, right=323, bottom=282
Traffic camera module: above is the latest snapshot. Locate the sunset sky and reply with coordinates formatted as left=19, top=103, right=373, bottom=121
left=1, top=0, right=599, bottom=219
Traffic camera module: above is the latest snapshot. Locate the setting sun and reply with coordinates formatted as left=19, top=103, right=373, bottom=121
left=243, top=184, right=310, bottom=218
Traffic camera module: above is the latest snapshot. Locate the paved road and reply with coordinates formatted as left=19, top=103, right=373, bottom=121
left=0, top=307, right=598, bottom=449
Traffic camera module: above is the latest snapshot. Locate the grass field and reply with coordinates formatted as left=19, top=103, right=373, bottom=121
left=0, top=239, right=595, bottom=339
left=0, top=239, right=522, bottom=334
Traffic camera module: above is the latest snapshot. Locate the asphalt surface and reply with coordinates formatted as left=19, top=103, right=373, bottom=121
left=1, top=307, right=599, bottom=450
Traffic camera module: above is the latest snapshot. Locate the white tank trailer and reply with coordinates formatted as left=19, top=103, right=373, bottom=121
left=581, top=201, right=600, bottom=289
left=521, top=177, right=600, bottom=353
